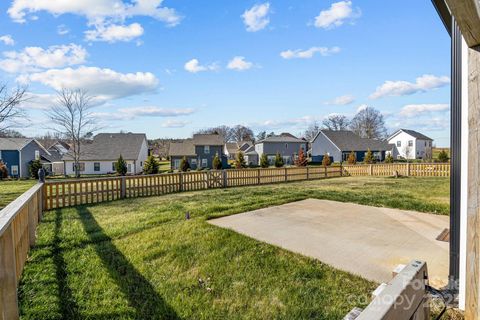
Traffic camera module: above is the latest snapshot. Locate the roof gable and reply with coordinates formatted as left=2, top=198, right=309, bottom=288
left=318, top=130, right=390, bottom=151
left=388, top=129, right=433, bottom=141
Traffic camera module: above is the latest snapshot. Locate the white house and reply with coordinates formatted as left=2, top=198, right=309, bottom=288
left=62, top=133, right=148, bottom=175
left=387, top=129, right=433, bottom=160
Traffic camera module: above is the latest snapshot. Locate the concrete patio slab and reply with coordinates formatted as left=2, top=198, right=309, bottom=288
left=208, top=199, right=449, bottom=287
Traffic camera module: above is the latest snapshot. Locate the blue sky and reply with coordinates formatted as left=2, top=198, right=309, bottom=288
left=0, top=0, right=451, bottom=146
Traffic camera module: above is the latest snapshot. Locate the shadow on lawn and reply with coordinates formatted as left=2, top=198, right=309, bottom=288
left=75, top=206, right=180, bottom=320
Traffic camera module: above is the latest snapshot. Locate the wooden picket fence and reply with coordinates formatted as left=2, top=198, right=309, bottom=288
left=43, top=166, right=343, bottom=210
left=342, top=163, right=450, bottom=177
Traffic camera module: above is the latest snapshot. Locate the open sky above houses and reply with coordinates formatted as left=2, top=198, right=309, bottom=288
left=0, top=1, right=450, bottom=146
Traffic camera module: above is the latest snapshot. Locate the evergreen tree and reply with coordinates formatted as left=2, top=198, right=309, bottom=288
left=235, top=151, right=246, bottom=168
left=322, top=152, right=331, bottom=167
left=260, top=153, right=269, bottom=168
left=180, top=156, right=190, bottom=172
left=347, top=151, right=356, bottom=164
left=295, top=148, right=307, bottom=166
left=29, top=159, right=43, bottom=179
left=438, top=150, right=449, bottom=163
left=364, top=149, right=374, bottom=164
left=115, top=155, right=128, bottom=176
left=143, top=155, right=159, bottom=174
left=385, top=153, right=394, bottom=163
left=274, top=152, right=284, bottom=168
left=213, top=153, right=222, bottom=170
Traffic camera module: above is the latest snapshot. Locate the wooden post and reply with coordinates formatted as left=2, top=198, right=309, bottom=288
left=369, top=164, right=373, bottom=176
left=222, top=170, right=227, bottom=188
left=465, top=46, right=480, bottom=319
left=284, top=167, right=288, bottom=182
left=0, top=226, right=19, bottom=320
left=179, top=173, right=184, bottom=192
left=324, top=166, right=327, bottom=178
left=406, top=163, right=411, bottom=177
left=306, top=166, right=310, bottom=180
left=257, top=169, right=261, bottom=185
left=27, top=197, right=36, bottom=247
left=120, top=176, right=126, bottom=198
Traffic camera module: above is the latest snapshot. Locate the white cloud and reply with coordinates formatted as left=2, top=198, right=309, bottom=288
left=280, top=46, right=340, bottom=59
left=0, top=35, right=15, bottom=46
left=8, top=0, right=181, bottom=26
left=57, top=24, right=70, bottom=35
left=18, top=66, right=159, bottom=101
left=85, top=23, right=144, bottom=42
left=399, top=104, right=449, bottom=117
left=0, top=44, right=87, bottom=73
left=242, top=3, right=270, bottom=32
left=93, top=107, right=194, bottom=121
left=356, top=104, right=368, bottom=112
left=314, top=1, right=360, bottom=29
left=370, top=74, right=450, bottom=99
left=325, top=94, right=355, bottom=105
left=184, top=59, right=218, bottom=73
left=227, top=56, right=253, bottom=71
left=161, top=119, right=190, bottom=128
left=19, top=92, right=57, bottom=110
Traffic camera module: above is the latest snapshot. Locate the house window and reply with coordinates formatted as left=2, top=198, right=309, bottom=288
left=140, top=161, right=143, bottom=167
left=285, top=143, right=288, bottom=149
left=425, top=141, right=427, bottom=147
left=112, top=162, right=116, bottom=171
left=72, top=163, right=85, bottom=172
left=11, top=165, right=18, bottom=176
left=174, top=159, right=181, bottom=169
left=408, top=140, right=413, bottom=147
left=94, top=162, right=100, bottom=172
left=373, top=152, right=382, bottom=160
left=204, top=146, right=210, bottom=154
left=283, top=156, right=290, bottom=164
left=35, top=150, right=40, bottom=160
left=301, top=144, right=306, bottom=151
left=191, top=159, right=197, bottom=165
left=397, top=141, right=401, bottom=147
left=202, top=159, right=208, bottom=167
left=127, top=164, right=132, bottom=173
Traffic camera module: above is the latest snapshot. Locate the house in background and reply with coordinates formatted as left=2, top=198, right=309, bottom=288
left=254, top=133, right=306, bottom=165
left=0, top=138, right=50, bottom=178
left=169, top=133, right=228, bottom=170
left=387, top=129, right=433, bottom=160
left=44, top=141, right=70, bottom=175
left=310, top=130, right=390, bottom=163
left=62, top=133, right=148, bottom=175
left=224, top=141, right=252, bottom=160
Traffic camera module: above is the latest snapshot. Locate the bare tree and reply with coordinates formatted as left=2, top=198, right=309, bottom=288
left=149, top=138, right=171, bottom=159
left=230, top=125, right=254, bottom=142
left=349, top=106, right=387, bottom=139
left=402, top=145, right=412, bottom=160
left=0, top=85, right=27, bottom=131
left=47, top=89, right=97, bottom=178
left=256, top=130, right=266, bottom=141
left=194, top=125, right=233, bottom=142
left=0, top=129, right=25, bottom=138
left=322, top=115, right=350, bottom=131
left=304, top=121, right=321, bottom=141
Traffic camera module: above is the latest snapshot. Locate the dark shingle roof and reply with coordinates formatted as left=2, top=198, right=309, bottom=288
left=319, top=130, right=390, bottom=151
left=244, top=145, right=258, bottom=155
left=169, top=139, right=196, bottom=157
left=389, top=129, right=433, bottom=141
left=192, top=134, right=224, bottom=145
left=42, top=149, right=63, bottom=162
left=62, top=133, right=146, bottom=161
left=258, top=133, right=304, bottom=143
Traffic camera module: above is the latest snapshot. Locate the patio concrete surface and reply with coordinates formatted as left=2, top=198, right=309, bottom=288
left=208, top=199, right=449, bottom=287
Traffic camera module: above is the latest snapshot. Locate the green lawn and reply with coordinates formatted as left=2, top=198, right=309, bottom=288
left=18, top=176, right=449, bottom=319
left=0, top=180, right=36, bottom=209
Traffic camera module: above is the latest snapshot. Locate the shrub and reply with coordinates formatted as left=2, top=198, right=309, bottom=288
left=322, top=152, right=331, bottom=167
left=295, top=148, right=307, bottom=167
left=385, top=153, right=394, bottom=163
left=213, top=153, right=222, bottom=170
left=347, top=151, right=356, bottom=165
left=364, top=149, right=374, bottom=164
left=115, top=155, right=128, bottom=176
left=180, top=156, right=190, bottom=172
left=143, top=155, right=159, bottom=174
left=274, top=152, right=284, bottom=168
left=29, top=159, right=43, bottom=179
left=438, top=150, right=449, bottom=163
left=0, top=160, right=8, bottom=179
left=235, top=151, right=246, bottom=169
left=260, top=153, right=269, bottom=168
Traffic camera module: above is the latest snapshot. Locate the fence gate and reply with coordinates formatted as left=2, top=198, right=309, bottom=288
left=207, top=171, right=224, bottom=188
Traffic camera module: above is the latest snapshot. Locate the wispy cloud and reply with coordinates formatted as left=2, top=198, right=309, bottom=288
left=324, top=94, right=355, bottom=106
left=370, top=74, right=450, bottom=99
left=161, top=119, right=190, bottom=128
left=242, top=3, right=271, bottom=32
left=93, top=106, right=195, bottom=121
left=280, top=46, right=340, bottom=59
left=0, top=35, right=15, bottom=46
left=85, top=23, right=144, bottom=43
left=314, top=1, right=360, bottom=29
left=184, top=58, right=219, bottom=73
left=399, top=103, right=449, bottom=117
left=227, top=56, right=254, bottom=71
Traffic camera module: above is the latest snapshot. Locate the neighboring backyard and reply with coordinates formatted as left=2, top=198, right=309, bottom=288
left=17, top=176, right=450, bottom=319
left=0, top=180, right=36, bottom=209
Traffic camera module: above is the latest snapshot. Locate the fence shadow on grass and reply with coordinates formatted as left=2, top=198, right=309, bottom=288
left=76, top=206, right=180, bottom=320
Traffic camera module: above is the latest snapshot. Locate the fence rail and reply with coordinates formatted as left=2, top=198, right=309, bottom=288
left=0, top=183, right=43, bottom=320
left=342, top=163, right=450, bottom=177
left=43, top=166, right=343, bottom=210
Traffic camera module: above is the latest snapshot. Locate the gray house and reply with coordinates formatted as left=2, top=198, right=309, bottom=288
left=311, top=130, right=390, bottom=163
left=224, top=141, right=252, bottom=160
left=169, top=134, right=228, bottom=170
left=0, top=138, right=50, bottom=178
left=254, top=133, right=306, bottom=165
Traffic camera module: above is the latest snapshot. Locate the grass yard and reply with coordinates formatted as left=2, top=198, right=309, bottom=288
left=18, top=176, right=449, bottom=319
left=0, top=180, right=36, bottom=209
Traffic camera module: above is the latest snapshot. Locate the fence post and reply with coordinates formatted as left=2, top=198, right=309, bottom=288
left=306, top=166, right=310, bottom=180
left=369, top=164, right=373, bottom=176
left=120, top=176, right=126, bottom=198
left=406, top=163, right=411, bottom=176
left=0, top=225, right=19, bottom=320
left=28, top=197, right=36, bottom=247
left=340, top=164, right=343, bottom=177
left=222, top=170, right=227, bottom=188
left=179, top=172, right=184, bottom=192
left=257, top=169, right=261, bottom=185
left=284, top=167, right=288, bottom=182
